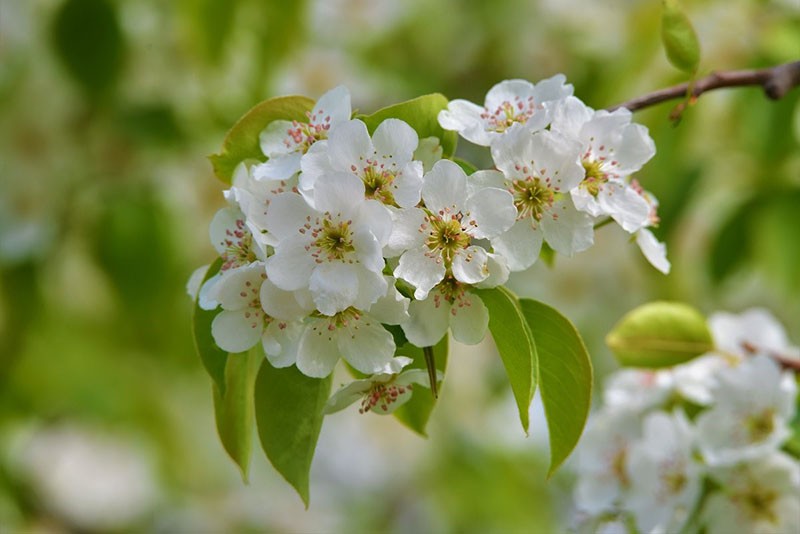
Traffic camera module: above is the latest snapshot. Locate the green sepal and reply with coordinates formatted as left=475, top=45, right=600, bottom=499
left=209, top=95, right=315, bottom=183
left=520, top=299, right=592, bottom=477
left=476, top=287, right=537, bottom=434
left=254, top=363, right=331, bottom=508
left=358, top=94, right=458, bottom=158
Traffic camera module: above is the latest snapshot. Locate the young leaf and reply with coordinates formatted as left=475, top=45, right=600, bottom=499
left=254, top=364, right=332, bottom=507
left=476, top=287, right=538, bottom=434
left=393, top=336, right=449, bottom=436
left=209, top=95, right=315, bottom=183
left=358, top=94, right=458, bottom=158
left=213, top=347, right=262, bottom=481
left=452, top=157, right=478, bottom=175
left=520, top=299, right=592, bottom=477
left=661, top=0, right=701, bottom=74
left=606, top=301, right=713, bottom=368
left=192, top=258, right=227, bottom=394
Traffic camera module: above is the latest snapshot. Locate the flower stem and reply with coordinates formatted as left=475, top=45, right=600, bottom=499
left=423, top=346, right=438, bottom=399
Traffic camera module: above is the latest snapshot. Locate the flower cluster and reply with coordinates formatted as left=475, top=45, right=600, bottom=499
left=191, top=79, right=666, bottom=413
left=573, top=309, right=800, bottom=534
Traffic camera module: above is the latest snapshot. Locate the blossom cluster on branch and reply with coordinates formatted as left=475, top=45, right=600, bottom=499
left=573, top=309, right=800, bottom=534
left=190, top=77, right=666, bottom=412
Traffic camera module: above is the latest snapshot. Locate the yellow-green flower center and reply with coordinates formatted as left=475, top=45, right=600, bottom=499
left=737, top=486, right=779, bottom=524
left=426, top=215, right=470, bottom=264
left=314, top=218, right=354, bottom=260
left=362, top=164, right=396, bottom=205
left=581, top=159, right=608, bottom=197
left=511, top=178, right=553, bottom=221
left=745, top=409, right=775, bottom=443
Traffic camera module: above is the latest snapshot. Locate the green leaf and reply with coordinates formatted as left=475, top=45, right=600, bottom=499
left=606, top=301, right=713, bottom=368
left=754, top=191, right=800, bottom=294
left=520, top=299, right=592, bottom=477
left=476, top=287, right=537, bottom=434
left=661, top=0, right=701, bottom=74
left=452, top=157, right=478, bottom=175
left=255, top=364, right=331, bottom=507
left=209, top=95, right=315, bottom=183
left=393, top=336, right=449, bottom=436
left=359, top=94, right=458, bottom=158
left=213, top=348, right=262, bottom=481
left=51, top=0, right=125, bottom=98
left=709, top=198, right=755, bottom=285
left=192, top=258, right=227, bottom=394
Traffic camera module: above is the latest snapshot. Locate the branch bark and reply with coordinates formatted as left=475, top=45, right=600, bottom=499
left=608, top=61, right=800, bottom=112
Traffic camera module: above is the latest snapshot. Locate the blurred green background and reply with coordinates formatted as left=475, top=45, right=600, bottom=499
left=0, top=0, right=798, bottom=531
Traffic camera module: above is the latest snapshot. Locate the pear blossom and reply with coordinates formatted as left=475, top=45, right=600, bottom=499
left=438, top=75, right=573, bottom=146
left=629, top=180, right=671, bottom=274
left=263, top=173, right=392, bottom=316
left=208, top=263, right=308, bottom=367
left=550, top=96, right=655, bottom=233
left=702, top=452, right=800, bottom=534
left=299, top=118, right=424, bottom=209
left=695, top=355, right=797, bottom=466
left=625, top=411, right=703, bottom=534
left=401, top=276, right=492, bottom=347
left=253, top=85, right=351, bottom=181
left=198, top=205, right=266, bottom=310
left=393, top=160, right=516, bottom=299
left=602, top=368, right=674, bottom=413
left=294, top=279, right=410, bottom=378
left=224, top=161, right=297, bottom=248
left=324, top=357, right=441, bottom=415
left=573, top=408, right=641, bottom=515
left=709, top=308, right=800, bottom=361
left=487, top=127, right=593, bottom=270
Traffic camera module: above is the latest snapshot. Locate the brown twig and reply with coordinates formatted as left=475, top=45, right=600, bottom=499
left=608, top=61, right=800, bottom=112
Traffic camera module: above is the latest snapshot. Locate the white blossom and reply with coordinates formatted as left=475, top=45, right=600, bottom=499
left=263, top=173, right=392, bottom=316
left=625, top=411, right=703, bottom=534
left=487, top=127, right=593, bottom=270
left=253, top=85, right=351, bottom=181
left=695, top=355, right=797, bottom=466
left=702, top=452, right=800, bottom=534
left=438, top=75, right=573, bottom=147
left=324, top=357, right=441, bottom=415
left=393, top=160, right=516, bottom=298
left=551, top=96, right=655, bottom=234
left=709, top=308, right=800, bottom=361
left=299, top=118, right=424, bottom=209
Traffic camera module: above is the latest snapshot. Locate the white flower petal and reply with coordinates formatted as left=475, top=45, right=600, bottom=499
left=212, top=309, right=262, bottom=353
left=372, top=118, right=418, bottom=162
left=475, top=252, right=510, bottom=288
left=540, top=198, right=594, bottom=256
left=209, top=206, right=247, bottom=255
left=353, top=267, right=389, bottom=311
left=465, top=169, right=506, bottom=197
left=355, top=200, right=393, bottom=247
left=309, top=261, right=360, bottom=315
left=491, top=219, right=543, bottom=271
left=338, top=316, right=395, bottom=375
left=265, top=236, right=316, bottom=291
left=394, top=247, right=446, bottom=300
left=615, top=123, right=656, bottom=174
left=198, top=273, right=221, bottom=310
left=466, top=187, right=516, bottom=239
left=391, top=161, right=424, bottom=208
left=323, top=379, right=373, bottom=414
left=263, top=192, right=315, bottom=241
left=365, top=276, right=409, bottom=325
left=262, top=320, right=302, bottom=368
left=421, top=159, right=467, bottom=213
left=298, top=140, right=333, bottom=204
left=452, top=246, right=489, bottom=285
left=252, top=153, right=302, bottom=181
left=550, top=96, right=593, bottom=139
left=259, top=279, right=310, bottom=320
left=213, top=263, right=267, bottom=310
left=259, top=120, right=295, bottom=157
left=449, top=293, right=489, bottom=345
left=438, top=100, right=486, bottom=143
left=187, top=264, right=210, bottom=299
left=636, top=228, right=671, bottom=274
left=312, top=85, right=351, bottom=126
left=402, top=297, right=451, bottom=347
left=328, top=119, right=373, bottom=172
left=296, top=319, right=341, bottom=378
left=484, top=79, right=536, bottom=112
left=312, top=172, right=366, bottom=218
left=598, top=181, right=651, bottom=233
left=385, top=206, right=426, bottom=257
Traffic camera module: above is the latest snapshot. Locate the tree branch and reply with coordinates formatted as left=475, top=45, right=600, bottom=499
left=608, top=61, right=800, bottom=112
